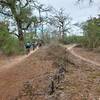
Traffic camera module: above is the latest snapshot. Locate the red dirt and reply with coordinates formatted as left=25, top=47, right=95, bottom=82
left=73, top=47, right=100, bottom=64
left=0, top=45, right=100, bottom=100
left=0, top=50, right=37, bottom=72
left=0, top=45, right=66, bottom=100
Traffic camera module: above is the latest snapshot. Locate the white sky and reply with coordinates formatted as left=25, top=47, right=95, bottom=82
left=1, top=0, right=100, bottom=35
left=39, top=0, right=100, bottom=23
left=39, top=0, right=100, bottom=35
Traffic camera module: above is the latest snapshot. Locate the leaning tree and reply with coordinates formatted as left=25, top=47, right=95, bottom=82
left=0, top=0, right=38, bottom=47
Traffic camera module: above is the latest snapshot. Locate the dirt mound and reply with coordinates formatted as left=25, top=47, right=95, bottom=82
left=0, top=44, right=67, bottom=100
left=33, top=44, right=66, bottom=60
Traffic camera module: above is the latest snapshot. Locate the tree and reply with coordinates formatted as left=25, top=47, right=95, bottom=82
left=32, top=16, right=38, bottom=36
left=0, top=22, right=22, bottom=55
left=0, top=0, right=36, bottom=44
left=49, top=8, right=71, bottom=39
left=35, top=3, right=52, bottom=39
left=81, top=16, right=100, bottom=49
left=0, top=22, right=9, bottom=46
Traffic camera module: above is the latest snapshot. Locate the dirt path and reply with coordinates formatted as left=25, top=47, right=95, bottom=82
left=66, top=44, right=100, bottom=70
left=0, top=46, right=55, bottom=100
left=0, top=45, right=99, bottom=100
left=0, top=48, right=38, bottom=72
left=2, top=44, right=99, bottom=72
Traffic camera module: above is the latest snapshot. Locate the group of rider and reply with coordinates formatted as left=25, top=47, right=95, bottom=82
left=25, top=41, right=42, bottom=54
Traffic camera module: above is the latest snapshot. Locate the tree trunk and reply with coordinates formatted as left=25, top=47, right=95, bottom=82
left=58, top=27, right=61, bottom=38
left=62, top=30, right=65, bottom=39
left=18, top=28, right=25, bottom=51
left=61, top=22, right=65, bottom=39
left=41, top=23, right=44, bottom=39
left=11, top=7, right=25, bottom=51
left=34, top=23, right=37, bottom=37
left=35, top=26, right=37, bottom=36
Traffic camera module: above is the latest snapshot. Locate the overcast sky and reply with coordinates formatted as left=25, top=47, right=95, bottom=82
left=1, top=0, right=100, bottom=35
left=39, top=0, right=100, bottom=34
left=39, top=0, right=100, bottom=23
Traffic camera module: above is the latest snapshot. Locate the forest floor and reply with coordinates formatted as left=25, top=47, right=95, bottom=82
left=0, top=44, right=99, bottom=100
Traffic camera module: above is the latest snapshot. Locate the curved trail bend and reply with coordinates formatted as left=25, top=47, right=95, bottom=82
left=66, top=44, right=100, bottom=70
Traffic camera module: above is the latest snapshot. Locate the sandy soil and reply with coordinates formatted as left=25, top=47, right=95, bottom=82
left=0, top=46, right=56, bottom=100
left=73, top=47, right=100, bottom=64
left=0, top=45, right=99, bottom=100
left=0, top=49, right=37, bottom=72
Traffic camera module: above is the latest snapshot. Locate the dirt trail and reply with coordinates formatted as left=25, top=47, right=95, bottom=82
left=66, top=44, right=100, bottom=70
left=0, top=46, right=55, bottom=100
left=0, top=48, right=38, bottom=72
left=1, top=44, right=99, bottom=73
left=0, top=45, right=99, bottom=100
left=1, top=44, right=99, bottom=72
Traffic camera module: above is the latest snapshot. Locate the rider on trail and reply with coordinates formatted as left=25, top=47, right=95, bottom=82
left=25, top=42, right=31, bottom=54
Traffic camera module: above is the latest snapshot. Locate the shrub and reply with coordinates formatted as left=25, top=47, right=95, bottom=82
left=0, top=22, right=24, bottom=55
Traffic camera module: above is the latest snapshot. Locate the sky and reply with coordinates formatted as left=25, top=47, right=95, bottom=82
left=0, top=0, right=100, bottom=35
left=39, top=0, right=100, bottom=35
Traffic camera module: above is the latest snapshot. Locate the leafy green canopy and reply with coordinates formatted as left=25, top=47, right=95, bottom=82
left=0, top=0, right=37, bottom=41
left=0, top=22, right=23, bottom=55
left=81, top=17, right=100, bottom=48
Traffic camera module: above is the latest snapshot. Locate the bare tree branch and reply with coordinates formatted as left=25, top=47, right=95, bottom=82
left=0, top=11, right=12, bottom=16
left=21, top=0, right=29, bottom=8
left=0, top=0, right=10, bottom=6
left=22, top=19, right=33, bottom=30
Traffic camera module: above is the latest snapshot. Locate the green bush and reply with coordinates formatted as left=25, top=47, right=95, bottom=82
left=59, top=35, right=84, bottom=45
left=1, top=37, right=23, bottom=55
left=0, top=22, right=24, bottom=55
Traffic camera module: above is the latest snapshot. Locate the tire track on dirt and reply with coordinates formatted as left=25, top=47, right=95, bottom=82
left=67, top=44, right=100, bottom=70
